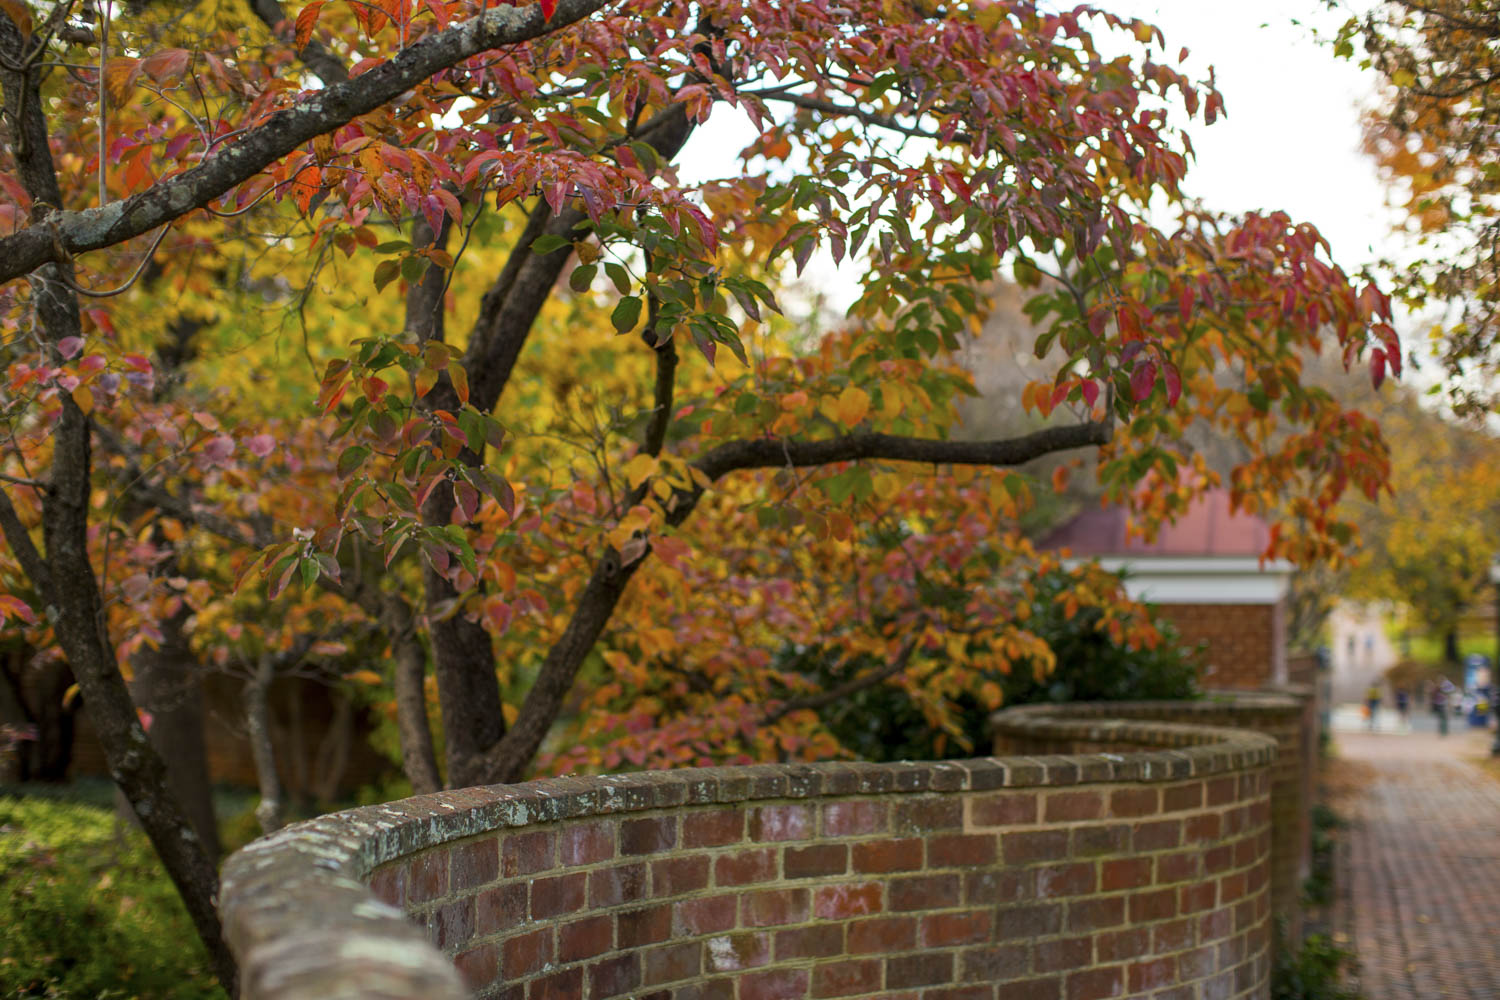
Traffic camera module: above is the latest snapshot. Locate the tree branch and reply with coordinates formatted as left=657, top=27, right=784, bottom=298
left=641, top=287, right=676, bottom=458
left=0, top=0, right=612, bottom=285
left=0, top=485, right=50, bottom=598
left=248, top=0, right=351, bottom=85
left=762, top=637, right=921, bottom=726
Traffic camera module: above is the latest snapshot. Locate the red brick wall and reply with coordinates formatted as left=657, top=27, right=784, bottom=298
left=1154, top=603, right=1284, bottom=690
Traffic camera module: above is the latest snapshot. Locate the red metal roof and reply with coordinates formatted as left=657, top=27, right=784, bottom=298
left=1039, top=489, right=1271, bottom=558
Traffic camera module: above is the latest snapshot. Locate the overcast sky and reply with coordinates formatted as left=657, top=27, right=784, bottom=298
left=681, top=1, right=1402, bottom=318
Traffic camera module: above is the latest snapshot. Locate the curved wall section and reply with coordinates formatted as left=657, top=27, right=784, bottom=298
left=221, top=718, right=1278, bottom=1000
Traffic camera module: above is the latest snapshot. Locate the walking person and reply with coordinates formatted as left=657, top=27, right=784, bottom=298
left=1395, top=686, right=1410, bottom=729
left=1366, top=683, right=1383, bottom=731
left=1432, top=681, right=1450, bottom=736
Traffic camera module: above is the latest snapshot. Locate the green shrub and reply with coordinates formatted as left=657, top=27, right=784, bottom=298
left=808, top=568, right=1203, bottom=761
left=1273, top=933, right=1362, bottom=1000
left=0, top=794, right=226, bottom=1000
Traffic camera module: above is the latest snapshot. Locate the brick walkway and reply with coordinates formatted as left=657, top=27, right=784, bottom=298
left=1334, top=728, right=1500, bottom=998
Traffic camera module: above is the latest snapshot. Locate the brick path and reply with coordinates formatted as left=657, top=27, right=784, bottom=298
left=1334, top=728, right=1500, bottom=998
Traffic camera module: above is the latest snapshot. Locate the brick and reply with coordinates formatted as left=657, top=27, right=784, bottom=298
left=1129, top=888, right=1177, bottom=923
left=1071, top=824, right=1130, bottom=857
left=1045, top=791, right=1104, bottom=822
left=812, top=958, right=883, bottom=997
left=1128, top=956, right=1176, bottom=992
left=454, top=943, right=497, bottom=992
left=995, top=903, right=1062, bottom=939
left=1185, top=814, right=1221, bottom=842
left=560, top=821, right=614, bottom=866
left=643, top=940, right=702, bottom=985
left=776, top=923, right=845, bottom=959
left=1157, top=851, right=1199, bottom=883
left=749, top=804, right=814, bottom=841
left=716, top=847, right=778, bottom=885
left=895, top=797, right=963, bottom=831
left=409, top=849, right=448, bottom=903
left=500, top=927, right=551, bottom=978
left=1096, top=928, right=1149, bottom=963
left=1109, top=787, right=1159, bottom=818
left=682, top=809, right=744, bottom=848
left=997, top=977, right=1061, bottom=1000
left=1164, top=782, right=1205, bottom=812
left=960, top=945, right=1029, bottom=982
left=559, top=914, right=613, bottom=963
left=1181, top=881, right=1218, bottom=913
left=1003, top=829, right=1069, bottom=864
left=924, top=988, right=992, bottom=1000
left=368, top=863, right=406, bottom=907
left=742, top=887, right=809, bottom=927
left=531, top=871, right=586, bottom=919
left=740, top=968, right=810, bottom=1000
left=590, top=863, right=647, bottom=907
left=823, top=800, right=889, bottom=836
left=1152, top=919, right=1193, bottom=955
left=1067, top=897, right=1125, bottom=932
left=1202, top=845, right=1234, bottom=875
left=1133, top=820, right=1182, bottom=852
left=475, top=882, right=527, bottom=936
left=1101, top=858, right=1151, bottom=892
left=929, top=834, right=997, bottom=867
left=705, top=932, right=771, bottom=972
left=814, top=881, right=883, bottom=919
left=618, top=904, right=673, bottom=948
left=501, top=830, right=554, bottom=877
left=651, top=855, right=709, bottom=895
left=848, top=916, right=917, bottom=954
left=621, top=816, right=677, bottom=855
left=676, top=980, right=736, bottom=1000
left=965, top=869, right=1029, bottom=905
left=891, top=873, right=961, bottom=912
left=1035, top=935, right=1093, bottom=973
left=888, top=952, right=955, bottom=988
left=1198, top=908, right=1232, bottom=942
left=922, top=910, right=992, bottom=947
left=1206, top=776, right=1237, bottom=806
left=450, top=839, right=499, bottom=889
left=853, top=837, right=925, bottom=873
left=1036, top=862, right=1096, bottom=897
left=1067, top=965, right=1124, bottom=1000
left=972, top=792, right=1039, bottom=827
left=675, top=895, right=738, bottom=936
left=434, top=897, right=474, bottom=950
left=786, top=843, right=848, bottom=879
left=589, top=954, right=641, bottom=998
left=531, top=966, right=584, bottom=1000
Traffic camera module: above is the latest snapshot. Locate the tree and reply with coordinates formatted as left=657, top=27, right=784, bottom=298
left=0, top=0, right=1396, bottom=987
left=1340, top=1, right=1500, bottom=413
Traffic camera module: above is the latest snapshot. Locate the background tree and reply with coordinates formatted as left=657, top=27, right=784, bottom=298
left=1340, top=0, right=1500, bottom=413
left=0, top=0, right=1397, bottom=985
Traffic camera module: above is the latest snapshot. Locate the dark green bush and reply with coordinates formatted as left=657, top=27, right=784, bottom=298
left=808, top=568, right=1203, bottom=761
left=1273, top=933, right=1362, bottom=1000
left=0, top=794, right=226, bottom=1000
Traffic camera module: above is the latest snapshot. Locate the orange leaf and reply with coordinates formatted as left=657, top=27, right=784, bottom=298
left=140, top=48, right=191, bottom=84
left=295, top=1, right=325, bottom=49
left=448, top=361, right=469, bottom=404
left=0, top=0, right=33, bottom=37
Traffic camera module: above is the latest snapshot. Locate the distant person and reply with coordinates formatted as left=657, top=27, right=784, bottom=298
left=1395, top=687, right=1410, bottom=726
left=1366, top=683, right=1382, bottom=730
left=1432, top=682, right=1450, bottom=736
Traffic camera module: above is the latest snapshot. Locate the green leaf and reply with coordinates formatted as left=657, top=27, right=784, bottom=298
left=611, top=296, right=643, bottom=333
left=531, top=234, right=571, bottom=254
left=337, top=445, right=371, bottom=478
left=373, top=259, right=400, bottom=292
left=605, top=262, right=631, bottom=295
left=569, top=263, right=597, bottom=293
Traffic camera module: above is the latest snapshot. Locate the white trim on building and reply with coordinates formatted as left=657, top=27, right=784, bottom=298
left=1066, top=556, right=1295, bottom=606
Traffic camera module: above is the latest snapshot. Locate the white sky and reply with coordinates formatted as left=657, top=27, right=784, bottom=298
left=682, top=0, right=1404, bottom=318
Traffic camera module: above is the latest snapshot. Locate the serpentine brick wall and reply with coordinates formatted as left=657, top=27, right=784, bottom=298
left=994, top=690, right=1313, bottom=940
left=220, top=711, right=1281, bottom=1000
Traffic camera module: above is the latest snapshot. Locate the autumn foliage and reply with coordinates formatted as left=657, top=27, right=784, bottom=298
left=0, top=0, right=1395, bottom=984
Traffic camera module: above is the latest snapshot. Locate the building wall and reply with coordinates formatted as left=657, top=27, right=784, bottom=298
left=1154, top=602, right=1285, bottom=691
left=220, top=711, right=1282, bottom=1000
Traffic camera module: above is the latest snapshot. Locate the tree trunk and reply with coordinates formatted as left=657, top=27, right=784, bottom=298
left=131, top=609, right=220, bottom=862
left=311, top=692, right=353, bottom=803
left=1446, top=628, right=1462, bottom=665
left=379, top=593, right=443, bottom=793
left=245, top=656, right=285, bottom=834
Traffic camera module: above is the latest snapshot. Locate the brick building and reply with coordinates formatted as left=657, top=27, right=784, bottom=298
left=1041, top=490, right=1293, bottom=691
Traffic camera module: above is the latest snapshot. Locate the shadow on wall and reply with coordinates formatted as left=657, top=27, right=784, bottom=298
left=219, top=691, right=1314, bottom=1000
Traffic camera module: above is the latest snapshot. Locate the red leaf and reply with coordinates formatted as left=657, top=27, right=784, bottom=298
left=539, top=0, right=557, bottom=21
left=1080, top=379, right=1099, bottom=410
left=1130, top=361, right=1157, bottom=402
left=0, top=595, right=36, bottom=625
left=296, top=1, right=325, bottom=50
left=1162, top=363, right=1182, bottom=407
left=1370, top=349, right=1387, bottom=389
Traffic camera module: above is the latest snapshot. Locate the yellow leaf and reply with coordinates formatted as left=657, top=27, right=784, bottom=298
left=71, top=384, right=94, bottom=414
left=621, top=453, right=659, bottom=487
left=833, top=385, right=870, bottom=427
left=344, top=669, right=384, bottom=685
left=62, top=683, right=80, bottom=709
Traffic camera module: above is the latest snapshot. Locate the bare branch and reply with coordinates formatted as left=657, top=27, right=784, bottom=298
left=0, top=485, right=51, bottom=598
left=762, top=637, right=921, bottom=726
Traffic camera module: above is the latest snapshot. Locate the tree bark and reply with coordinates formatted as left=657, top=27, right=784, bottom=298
left=0, top=26, right=237, bottom=992
left=244, top=656, right=285, bottom=834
